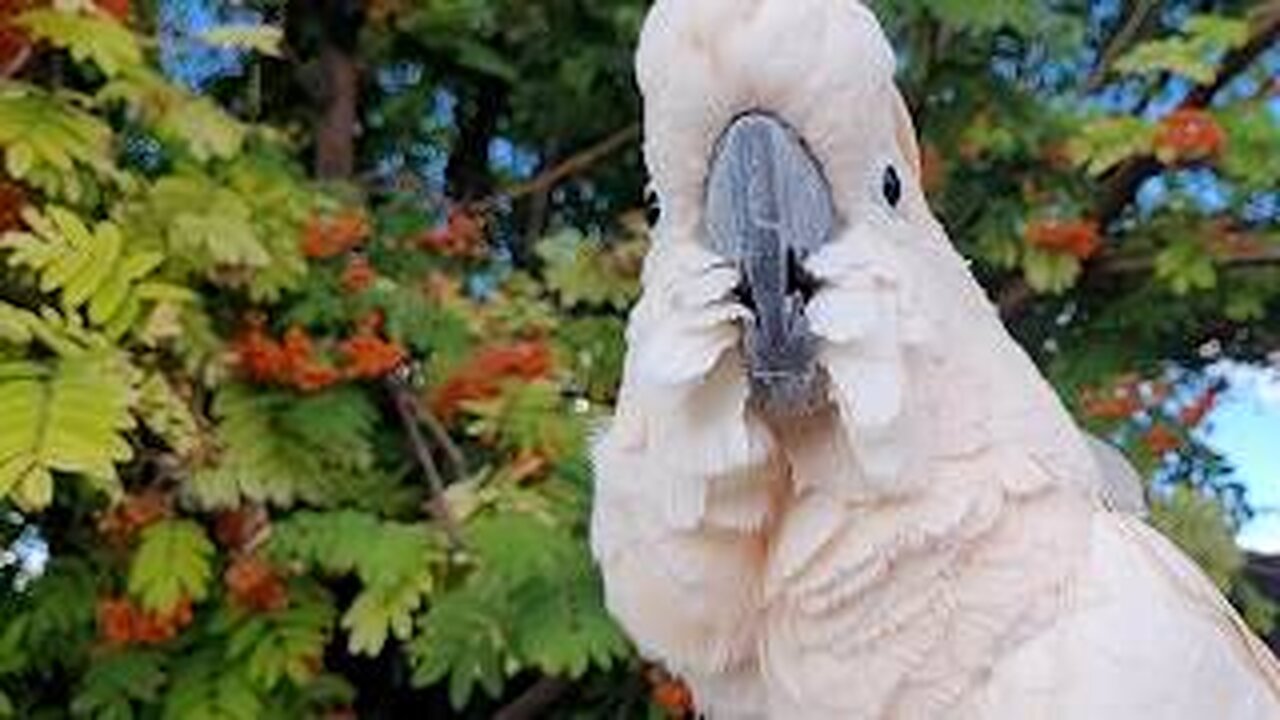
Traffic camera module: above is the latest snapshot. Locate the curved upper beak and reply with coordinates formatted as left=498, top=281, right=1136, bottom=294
left=705, top=113, right=836, bottom=413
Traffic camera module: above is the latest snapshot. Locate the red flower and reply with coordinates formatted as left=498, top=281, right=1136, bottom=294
left=226, top=556, right=289, bottom=613
left=97, top=598, right=134, bottom=645
left=431, top=341, right=554, bottom=421
left=1144, top=423, right=1183, bottom=455
left=96, top=0, right=129, bottom=21
left=214, top=507, right=269, bottom=550
left=338, top=332, right=405, bottom=380
left=98, top=490, right=171, bottom=542
left=1154, top=108, right=1226, bottom=165
left=301, top=211, right=371, bottom=260
left=1080, top=383, right=1141, bottom=421
left=1026, top=218, right=1101, bottom=260
left=418, top=209, right=486, bottom=258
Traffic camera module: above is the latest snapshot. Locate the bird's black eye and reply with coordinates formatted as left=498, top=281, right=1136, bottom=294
left=644, top=189, right=661, bottom=226
left=882, top=165, right=902, bottom=208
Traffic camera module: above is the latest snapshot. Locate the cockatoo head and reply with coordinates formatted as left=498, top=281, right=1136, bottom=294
left=627, top=0, right=1063, bottom=498
left=634, top=0, right=943, bottom=412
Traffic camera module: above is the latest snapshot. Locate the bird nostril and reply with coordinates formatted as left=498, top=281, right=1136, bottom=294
left=786, top=248, right=820, bottom=304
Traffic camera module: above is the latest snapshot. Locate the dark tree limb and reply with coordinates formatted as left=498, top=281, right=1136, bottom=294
left=472, top=124, right=641, bottom=213
left=492, top=677, right=575, bottom=720
left=311, top=0, right=365, bottom=179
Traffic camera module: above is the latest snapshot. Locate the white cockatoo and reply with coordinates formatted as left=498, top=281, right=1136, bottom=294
left=589, top=1, right=1280, bottom=718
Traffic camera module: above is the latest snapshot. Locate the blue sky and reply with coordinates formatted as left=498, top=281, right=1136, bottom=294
left=1205, top=362, right=1280, bottom=552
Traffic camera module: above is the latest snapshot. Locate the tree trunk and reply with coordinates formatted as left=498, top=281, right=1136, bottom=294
left=311, top=0, right=364, bottom=179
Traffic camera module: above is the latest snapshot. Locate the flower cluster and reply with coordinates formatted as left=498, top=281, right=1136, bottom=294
left=1154, top=108, right=1226, bottom=165
left=301, top=210, right=372, bottom=260
left=1025, top=218, right=1101, bottom=260
left=225, top=555, right=288, bottom=613
left=98, top=596, right=194, bottom=646
left=645, top=666, right=693, bottom=718
left=418, top=209, right=486, bottom=259
left=231, top=315, right=405, bottom=392
left=97, top=490, right=171, bottom=543
left=431, top=341, right=555, bottom=421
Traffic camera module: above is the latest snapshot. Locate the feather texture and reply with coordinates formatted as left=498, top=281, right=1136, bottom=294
left=591, top=1, right=1280, bottom=717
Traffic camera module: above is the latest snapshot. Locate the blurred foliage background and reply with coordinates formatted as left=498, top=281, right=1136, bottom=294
left=0, top=0, right=1277, bottom=717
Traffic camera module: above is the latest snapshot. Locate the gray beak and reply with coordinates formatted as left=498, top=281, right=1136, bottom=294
left=705, top=113, right=836, bottom=416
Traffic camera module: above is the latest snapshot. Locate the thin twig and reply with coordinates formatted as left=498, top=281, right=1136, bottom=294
left=1084, top=0, right=1160, bottom=92
left=386, top=374, right=465, bottom=549
left=419, top=406, right=467, bottom=483
left=492, top=677, right=574, bottom=720
left=470, top=124, right=641, bottom=213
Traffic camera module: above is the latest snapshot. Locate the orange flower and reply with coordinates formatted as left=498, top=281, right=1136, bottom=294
left=338, top=332, right=406, bottom=380
left=231, top=319, right=289, bottom=383
left=1026, top=218, right=1101, bottom=260
left=225, top=556, right=289, bottom=613
left=96, top=0, right=129, bottom=21
left=214, top=507, right=269, bottom=550
left=1154, top=108, right=1225, bottom=164
left=301, top=210, right=371, bottom=260
left=97, top=596, right=193, bottom=646
left=418, top=209, right=486, bottom=258
left=1080, top=384, right=1142, bottom=421
left=1144, top=423, right=1182, bottom=455
left=97, top=598, right=134, bottom=645
left=431, top=341, right=554, bottom=421
left=98, top=490, right=171, bottom=542
left=341, top=256, right=377, bottom=294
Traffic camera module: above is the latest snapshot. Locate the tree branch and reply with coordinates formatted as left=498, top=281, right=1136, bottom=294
left=1084, top=0, right=1161, bottom=92
left=492, top=677, right=574, bottom=720
left=472, top=124, right=641, bottom=213
left=998, top=11, right=1280, bottom=321
left=386, top=374, right=465, bottom=549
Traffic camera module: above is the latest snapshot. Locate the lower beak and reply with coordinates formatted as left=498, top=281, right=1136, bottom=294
left=705, top=113, right=836, bottom=413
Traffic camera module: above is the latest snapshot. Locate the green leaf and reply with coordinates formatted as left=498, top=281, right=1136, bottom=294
left=164, top=653, right=262, bottom=720
left=72, top=650, right=167, bottom=720
left=1069, top=116, right=1157, bottom=176
left=463, top=381, right=584, bottom=460
left=0, top=355, right=134, bottom=510
left=535, top=231, right=642, bottom=311
left=1115, top=14, right=1250, bottom=84
left=199, top=25, right=284, bottom=58
left=0, top=85, right=117, bottom=199
left=1154, top=241, right=1217, bottom=295
left=409, top=583, right=509, bottom=709
left=189, top=386, right=376, bottom=509
left=18, top=9, right=143, bottom=78
left=4, top=206, right=168, bottom=335
left=224, top=593, right=335, bottom=689
left=1150, top=485, right=1241, bottom=590
left=129, top=519, right=215, bottom=612
left=1219, top=105, right=1280, bottom=191
left=268, top=512, right=444, bottom=656
left=1022, top=247, right=1082, bottom=294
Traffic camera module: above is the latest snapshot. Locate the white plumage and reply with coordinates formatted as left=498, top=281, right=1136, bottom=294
left=590, top=1, right=1280, bottom=717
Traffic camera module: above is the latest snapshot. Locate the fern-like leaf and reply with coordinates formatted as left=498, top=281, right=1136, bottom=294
left=0, top=85, right=117, bottom=201
left=0, top=355, right=134, bottom=510
left=18, top=9, right=143, bottom=78
left=128, top=519, right=215, bottom=612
